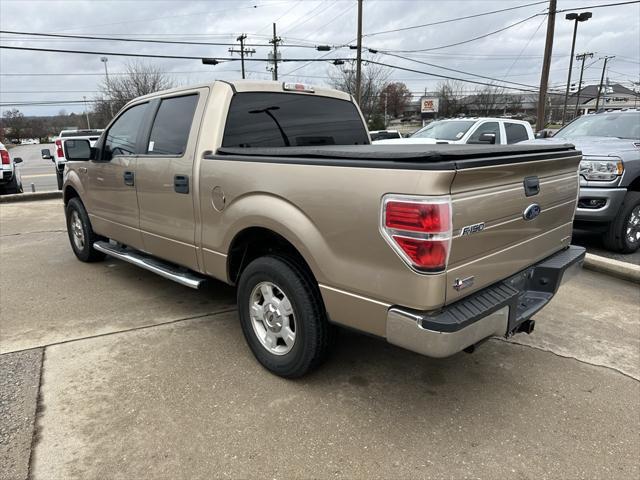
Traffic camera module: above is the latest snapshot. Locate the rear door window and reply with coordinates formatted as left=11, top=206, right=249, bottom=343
left=505, top=123, right=530, bottom=144
left=147, top=94, right=199, bottom=155
left=222, top=92, right=369, bottom=147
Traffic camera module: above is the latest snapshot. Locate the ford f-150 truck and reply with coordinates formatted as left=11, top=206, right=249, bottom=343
left=58, top=80, right=585, bottom=377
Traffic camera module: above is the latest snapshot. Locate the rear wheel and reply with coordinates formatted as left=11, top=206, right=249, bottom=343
left=65, top=197, right=106, bottom=262
left=56, top=170, right=63, bottom=190
left=237, top=255, right=332, bottom=378
left=603, top=192, right=640, bottom=253
left=3, top=175, right=22, bottom=194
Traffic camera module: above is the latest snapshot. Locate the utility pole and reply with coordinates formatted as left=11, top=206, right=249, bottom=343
left=574, top=52, right=594, bottom=117
left=595, top=56, right=614, bottom=111
left=269, top=23, right=281, bottom=81
left=536, top=0, right=556, bottom=133
left=355, top=0, right=363, bottom=105
left=561, top=11, right=592, bottom=124
left=229, top=34, right=255, bottom=79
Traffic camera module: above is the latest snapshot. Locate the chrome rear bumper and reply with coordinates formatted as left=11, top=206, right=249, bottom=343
left=386, top=245, right=585, bottom=358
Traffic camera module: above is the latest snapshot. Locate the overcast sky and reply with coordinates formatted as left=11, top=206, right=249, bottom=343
left=1, top=0, right=639, bottom=116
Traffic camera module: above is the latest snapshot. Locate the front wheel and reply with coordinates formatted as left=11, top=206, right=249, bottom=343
left=65, top=197, right=106, bottom=262
left=603, top=192, right=640, bottom=253
left=237, top=256, right=332, bottom=378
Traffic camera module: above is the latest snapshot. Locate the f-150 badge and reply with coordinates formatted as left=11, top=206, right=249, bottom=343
left=460, top=222, right=485, bottom=236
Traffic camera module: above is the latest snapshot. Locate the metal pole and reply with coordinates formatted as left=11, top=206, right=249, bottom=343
left=574, top=53, right=592, bottom=117
left=355, top=0, right=363, bottom=104
left=272, top=23, right=279, bottom=81
left=83, top=96, right=91, bottom=129
left=238, top=34, right=246, bottom=79
left=561, top=19, right=579, bottom=125
left=384, top=92, right=388, bottom=128
left=595, top=56, right=613, bottom=111
left=536, top=0, right=556, bottom=133
left=101, top=57, right=114, bottom=118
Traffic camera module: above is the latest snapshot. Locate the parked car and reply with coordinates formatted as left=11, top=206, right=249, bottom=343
left=534, top=109, right=640, bottom=253
left=373, top=118, right=534, bottom=145
left=0, top=142, right=23, bottom=194
left=59, top=80, right=584, bottom=377
left=369, top=129, right=402, bottom=141
left=41, top=129, right=103, bottom=190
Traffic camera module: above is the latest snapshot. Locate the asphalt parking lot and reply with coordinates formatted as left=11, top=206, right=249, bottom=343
left=1, top=199, right=639, bottom=480
left=7, top=144, right=58, bottom=193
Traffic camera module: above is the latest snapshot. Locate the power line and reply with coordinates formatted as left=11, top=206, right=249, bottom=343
left=0, top=45, right=352, bottom=63
left=0, top=29, right=317, bottom=48
left=554, top=0, right=640, bottom=13
left=373, top=14, right=541, bottom=53
left=364, top=1, right=547, bottom=37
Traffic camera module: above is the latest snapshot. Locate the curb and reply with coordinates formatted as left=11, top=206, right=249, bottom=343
left=0, top=191, right=62, bottom=204
left=583, top=253, right=640, bottom=284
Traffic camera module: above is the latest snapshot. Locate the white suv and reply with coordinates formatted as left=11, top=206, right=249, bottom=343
left=0, top=142, right=23, bottom=194
left=373, top=118, right=534, bottom=145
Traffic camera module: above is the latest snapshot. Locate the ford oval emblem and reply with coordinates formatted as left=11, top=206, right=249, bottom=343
left=523, top=203, right=541, bottom=221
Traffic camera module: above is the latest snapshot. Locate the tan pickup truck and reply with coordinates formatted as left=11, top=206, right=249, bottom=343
left=57, top=80, right=585, bottom=377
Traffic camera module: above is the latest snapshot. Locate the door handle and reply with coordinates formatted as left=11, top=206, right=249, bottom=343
left=123, top=171, right=135, bottom=186
left=523, top=176, right=539, bottom=197
left=174, top=175, right=189, bottom=194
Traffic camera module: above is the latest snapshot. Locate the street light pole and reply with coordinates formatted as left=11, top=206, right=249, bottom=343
left=100, top=56, right=114, bottom=118
left=561, top=11, right=592, bottom=125
left=83, top=96, right=91, bottom=129
left=355, top=0, right=363, bottom=105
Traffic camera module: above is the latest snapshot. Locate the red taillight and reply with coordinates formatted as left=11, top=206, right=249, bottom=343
left=381, top=195, right=452, bottom=273
left=0, top=150, right=9, bottom=165
left=385, top=201, right=450, bottom=233
left=55, top=139, right=64, bottom=157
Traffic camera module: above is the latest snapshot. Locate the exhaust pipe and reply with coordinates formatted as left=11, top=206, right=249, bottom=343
left=517, top=319, right=535, bottom=335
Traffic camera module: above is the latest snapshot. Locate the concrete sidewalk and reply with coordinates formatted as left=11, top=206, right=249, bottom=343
left=1, top=199, right=639, bottom=479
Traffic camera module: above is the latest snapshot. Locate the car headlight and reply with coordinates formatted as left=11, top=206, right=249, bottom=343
left=579, top=158, right=623, bottom=181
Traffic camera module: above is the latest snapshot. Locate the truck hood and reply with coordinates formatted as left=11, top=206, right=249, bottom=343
left=524, top=136, right=639, bottom=156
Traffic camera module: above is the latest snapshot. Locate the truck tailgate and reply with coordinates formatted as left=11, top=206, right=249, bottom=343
left=446, top=150, right=581, bottom=304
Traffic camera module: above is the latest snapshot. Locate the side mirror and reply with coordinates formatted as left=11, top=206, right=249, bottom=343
left=64, top=139, right=91, bottom=161
left=41, top=148, right=53, bottom=160
left=535, top=130, right=549, bottom=139
left=478, top=132, right=496, bottom=144
left=13, top=157, right=23, bottom=164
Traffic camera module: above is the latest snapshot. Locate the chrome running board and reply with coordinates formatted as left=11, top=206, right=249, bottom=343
left=93, top=241, right=207, bottom=289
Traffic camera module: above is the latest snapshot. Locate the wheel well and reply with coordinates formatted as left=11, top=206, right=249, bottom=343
left=628, top=176, right=640, bottom=192
left=63, top=185, right=79, bottom=205
left=227, top=227, right=315, bottom=286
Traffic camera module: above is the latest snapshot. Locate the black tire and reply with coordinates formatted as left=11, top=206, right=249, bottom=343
left=603, top=192, right=640, bottom=253
left=237, top=255, right=332, bottom=378
left=3, top=174, right=21, bottom=194
left=56, top=170, right=63, bottom=190
left=65, top=197, right=106, bottom=262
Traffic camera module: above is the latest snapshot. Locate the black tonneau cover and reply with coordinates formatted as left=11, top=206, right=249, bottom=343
left=212, top=143, right=579, bottom=170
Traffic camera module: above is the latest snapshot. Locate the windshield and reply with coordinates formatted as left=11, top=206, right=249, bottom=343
left=555, top=112, right=640, bottom=140
left=412, top=120, right=476, bottom=141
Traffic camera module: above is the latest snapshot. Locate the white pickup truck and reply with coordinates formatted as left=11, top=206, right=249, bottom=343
left=374, top=118, right=535, bottom=146
left=42, top=129, right=103, bottom=189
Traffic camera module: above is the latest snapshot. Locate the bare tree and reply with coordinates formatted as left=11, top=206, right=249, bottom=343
left=378, top=82, right=412, bottom=118
left=472, top=85, right=505, bottom=116
left=435, top=80, right=467, bottom=117
left=93, top=61, right=174, bottom=127
left=1, top=109, right=26, bottom=141
left=328, top=60, right=390, bottom=122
